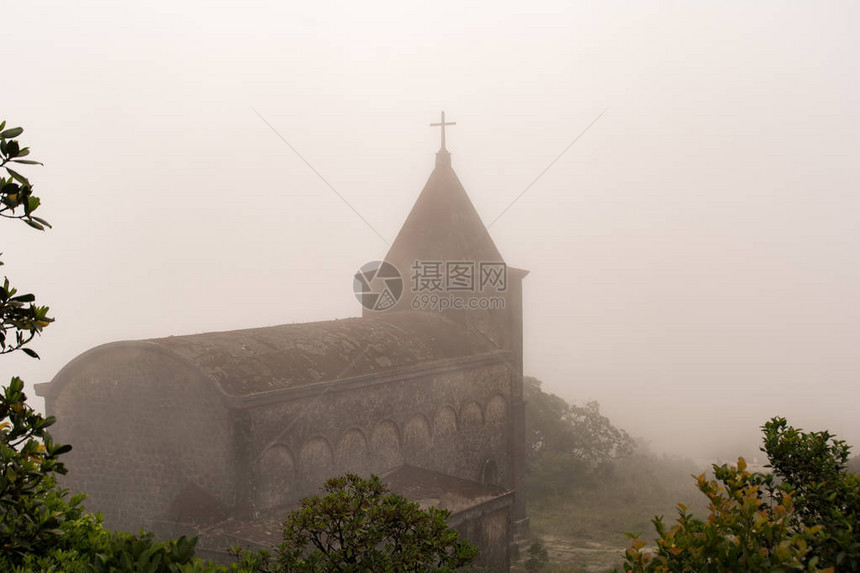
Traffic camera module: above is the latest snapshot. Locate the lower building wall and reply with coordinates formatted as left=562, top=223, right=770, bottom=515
left=40, top=346, right=517, bottom=572
left=454, top=504, right=511, bottom=572
left=248, top=360, right=514, bottom=510
left=43, top=344, right=234, bottom=533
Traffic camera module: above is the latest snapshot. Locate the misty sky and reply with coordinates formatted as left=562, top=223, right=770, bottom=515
left=4, top=1, right=859, bottom=458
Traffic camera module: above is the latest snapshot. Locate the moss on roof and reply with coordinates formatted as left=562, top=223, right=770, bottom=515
left=147, top=312, right=489, bottom=396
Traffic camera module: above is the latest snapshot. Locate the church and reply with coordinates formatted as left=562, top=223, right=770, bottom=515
left=36, top=115, right=529, bottom=570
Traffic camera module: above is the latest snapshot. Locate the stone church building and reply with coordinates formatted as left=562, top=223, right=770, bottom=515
left=37, top=120, right=528, bottom=570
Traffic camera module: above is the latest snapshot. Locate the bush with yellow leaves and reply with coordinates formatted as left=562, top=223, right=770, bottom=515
left=618, top=417, right=860, bottom=573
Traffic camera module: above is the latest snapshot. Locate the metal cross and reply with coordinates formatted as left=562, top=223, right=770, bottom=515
left=430, top=111, right=456, bottom=151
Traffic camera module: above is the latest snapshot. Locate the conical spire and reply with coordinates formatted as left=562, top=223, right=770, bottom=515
left=384, top=132, right=503, bottom=274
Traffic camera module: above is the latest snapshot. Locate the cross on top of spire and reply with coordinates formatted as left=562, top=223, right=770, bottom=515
left=430, top=111, right=456, bottom=151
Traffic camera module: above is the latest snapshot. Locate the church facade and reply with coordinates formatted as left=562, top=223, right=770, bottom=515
left=37, top=123, right=528, bottom=570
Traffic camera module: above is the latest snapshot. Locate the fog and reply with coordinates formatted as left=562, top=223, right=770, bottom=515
left=4, top=1, right=858, bottom=459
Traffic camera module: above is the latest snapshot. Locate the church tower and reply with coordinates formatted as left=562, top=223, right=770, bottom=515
left=367, top=113, right=530, bottom=529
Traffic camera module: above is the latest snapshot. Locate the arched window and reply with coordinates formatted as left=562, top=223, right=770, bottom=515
left=481, top=458, right=499, bottom=486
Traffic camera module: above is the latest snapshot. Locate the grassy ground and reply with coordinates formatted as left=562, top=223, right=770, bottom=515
left=512, top=452, right=710, bottom=572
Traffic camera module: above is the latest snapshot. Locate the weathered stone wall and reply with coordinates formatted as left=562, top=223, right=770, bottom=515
left=246, top=358, right=514, bottom=511
left=45, top=343, right=234, bottom=532
left=41, top=343, right=515, bottom=556
left=454, top=502, right=511, bottom=572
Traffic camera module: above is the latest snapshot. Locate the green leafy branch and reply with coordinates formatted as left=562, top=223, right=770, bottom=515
left=0, top=377, right=72, bottom=555
left=0, top=122, right=50, bottom=230
left=0, top=273, right=53, bottom=358
left=0, top=122, right=53, bottom=359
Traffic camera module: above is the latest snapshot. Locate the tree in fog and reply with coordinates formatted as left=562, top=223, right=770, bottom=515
left=242, top=474, right=477, bottom=573
left=524, top=376, right=636, bottom=499
left=524, top=376, right=635, bottom=465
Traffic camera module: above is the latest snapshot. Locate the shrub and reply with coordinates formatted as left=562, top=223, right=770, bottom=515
left=244, top=473, right=478, bottom=573
left=618, top=417, right=860, bottom=573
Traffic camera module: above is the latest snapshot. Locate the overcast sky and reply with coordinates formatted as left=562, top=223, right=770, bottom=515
left=4, top=1, right=859, bottom=458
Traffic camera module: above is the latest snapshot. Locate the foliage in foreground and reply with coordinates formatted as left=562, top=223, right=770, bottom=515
left=0, top=122, right=66, bottom=558
left=619, top=417, right=860, bottom=573
left=0, top=121, right=53, bottom=359
left=763, top=417, right=860, bottom=570
left=0, top=377, right=71, bottom=555
left=241, top=473, right=478, bottom=573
